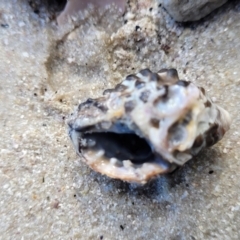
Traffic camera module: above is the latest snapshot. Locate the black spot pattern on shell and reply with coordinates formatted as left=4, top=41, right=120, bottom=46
left=150, top=73, right=160, bottom=82
left=168, top=122, right=184, bottom=143
left=204, top=100, right=212, bottom=107
left=162, top=86, right=169, bottom=99
left=103, top=88, right=114, bottom=95
left=115, top=83, right=128, bottom=92
left=139, top=68, right=152, bottom=77
left=150, top=118, right=160, bottom=128
left=182, top=111, right=192, bottom=125
left=78, top=98, right=108, bottom=112
left=93, top=102, right=108, bottom=112
left=177, top=80, right=190, bottom=87
left=193, top=135, right=204, bottom=148
left=158, top=69, right=168, bottom=73
left=167, top=69, right=179, bottom=80
left=125, top=74, right=140, bottom=81
left=139, top=90, right=150, bottom=103
left=200, top=87, right=205, bottom=95
left=124, top=100, right=136, bottom=113
left=153, top=86, right=169, bottom=105
left=205, top=123, right=219, bottom=147
left=78, top=98, right=94, bottom=110
left=103, top=83, right=127, bottom=95
left=158, top=68, right=179, bottom=84
left=135, top=80, right=145, bottom=89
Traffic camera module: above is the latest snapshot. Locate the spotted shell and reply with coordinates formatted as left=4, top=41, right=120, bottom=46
left=68, top=68, right=231, bottom=184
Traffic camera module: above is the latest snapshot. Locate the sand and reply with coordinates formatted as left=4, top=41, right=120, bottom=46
left=0, top=0, right=239, bottom=239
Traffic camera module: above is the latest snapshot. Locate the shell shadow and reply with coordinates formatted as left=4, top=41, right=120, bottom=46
left=75, top=146, right=224, bottom=202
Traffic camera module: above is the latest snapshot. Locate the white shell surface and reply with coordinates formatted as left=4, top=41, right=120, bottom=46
left=68, top=68, right=231, bottom=183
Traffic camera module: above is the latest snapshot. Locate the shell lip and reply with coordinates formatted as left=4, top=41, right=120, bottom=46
left=68, top=122, right=174, bottom=183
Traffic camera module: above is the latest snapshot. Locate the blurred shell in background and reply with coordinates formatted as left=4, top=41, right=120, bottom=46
left=57, top=0, right=126, bottom=25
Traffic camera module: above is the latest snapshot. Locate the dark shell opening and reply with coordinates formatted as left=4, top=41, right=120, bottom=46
left=69, top=120, right=159, bottom=164
left=69, top=118, right=172, bottom=170
left=82, top=132, right=154, bottom=164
